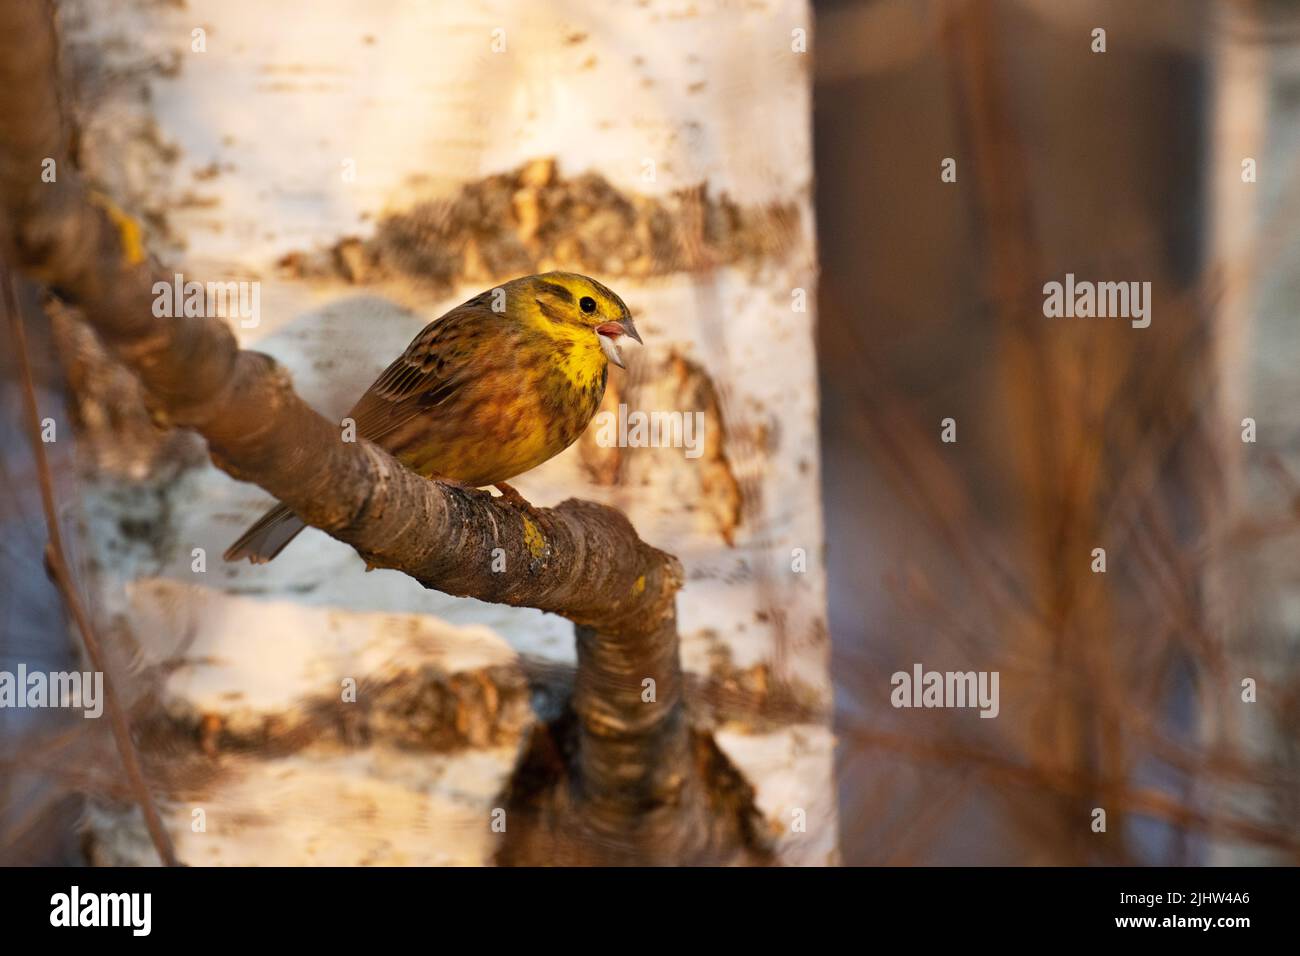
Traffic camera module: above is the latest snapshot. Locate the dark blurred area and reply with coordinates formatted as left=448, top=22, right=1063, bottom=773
left=816, top=0, right=1300, bottom=864
left=0, top=289, right=86, bottom=866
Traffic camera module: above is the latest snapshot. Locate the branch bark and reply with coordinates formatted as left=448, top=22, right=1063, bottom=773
left=0, top=0, right=767, bottom=865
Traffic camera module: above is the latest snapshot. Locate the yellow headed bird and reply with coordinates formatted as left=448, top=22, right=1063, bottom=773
left=224, top=272, right=640, bottom=563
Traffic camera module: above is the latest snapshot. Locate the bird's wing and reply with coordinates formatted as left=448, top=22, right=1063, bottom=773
left=346, top=305, right=488, bottom=445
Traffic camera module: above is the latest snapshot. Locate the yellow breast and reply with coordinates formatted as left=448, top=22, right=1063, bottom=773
left=392, top=322, right=608, bottom=488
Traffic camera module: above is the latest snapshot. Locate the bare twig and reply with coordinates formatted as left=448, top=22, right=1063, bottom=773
left=1, top=263, right=178, bottom=866
left=849, top=727, right=1300, bottom=858
left=0, top=0, right=766, bottom=864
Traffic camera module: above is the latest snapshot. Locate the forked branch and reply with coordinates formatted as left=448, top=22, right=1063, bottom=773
left=0, top=0, right=766, bottom=865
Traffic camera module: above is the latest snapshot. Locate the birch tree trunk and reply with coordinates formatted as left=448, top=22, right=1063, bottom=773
left=42, top=0, right=833, bottom=865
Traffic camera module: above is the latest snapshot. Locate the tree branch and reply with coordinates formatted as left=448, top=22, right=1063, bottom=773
left=1, top=1, right=682, bottom=635
left=0, top=0, right=767, bottom=864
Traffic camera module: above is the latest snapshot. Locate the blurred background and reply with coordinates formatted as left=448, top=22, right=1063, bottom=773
left=819, top=0, right=1300, bottom=863
left=2, top=0, right=1299, bottom=865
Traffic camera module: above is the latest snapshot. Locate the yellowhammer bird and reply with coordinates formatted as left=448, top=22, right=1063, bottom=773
left=223, top=272, right=640, bottom=563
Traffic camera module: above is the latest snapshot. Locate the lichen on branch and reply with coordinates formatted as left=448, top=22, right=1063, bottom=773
left=0, top=0, right=767, bottom=866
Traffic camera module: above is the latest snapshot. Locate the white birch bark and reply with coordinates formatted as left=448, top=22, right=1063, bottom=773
left=1204, top=5, right=1300, bottom=865
left=59, top=0, right=834, bottom=865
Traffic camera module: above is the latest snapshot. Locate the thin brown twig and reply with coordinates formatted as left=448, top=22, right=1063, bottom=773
left=849, top=727, right=1300, bottom=858
left=0, top=0, right=772, bottom=865
left=1, top=262, right=178, bottom=867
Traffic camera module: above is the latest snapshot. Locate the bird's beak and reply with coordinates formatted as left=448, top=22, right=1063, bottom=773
left=596, top=317, right=642, bottom=369
left=618, top=316, right=643, bottom=345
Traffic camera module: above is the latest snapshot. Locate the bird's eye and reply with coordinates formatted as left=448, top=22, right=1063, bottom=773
left=579, top=296, right=597, bottom=314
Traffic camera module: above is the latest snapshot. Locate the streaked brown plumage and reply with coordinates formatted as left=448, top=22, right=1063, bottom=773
left=224, top=272, right=639, bottom=563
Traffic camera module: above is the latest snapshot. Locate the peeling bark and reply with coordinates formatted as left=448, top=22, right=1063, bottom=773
left=0, top=0, right=768, bottom=865
left=279, top=157, right=804, bottom=290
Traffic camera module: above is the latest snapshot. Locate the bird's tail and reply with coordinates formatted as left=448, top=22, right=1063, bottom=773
left=223, top=503, right=306, bottom=564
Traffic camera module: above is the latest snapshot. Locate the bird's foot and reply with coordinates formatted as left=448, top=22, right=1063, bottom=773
left=492, top=481, right=540, bottom=516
